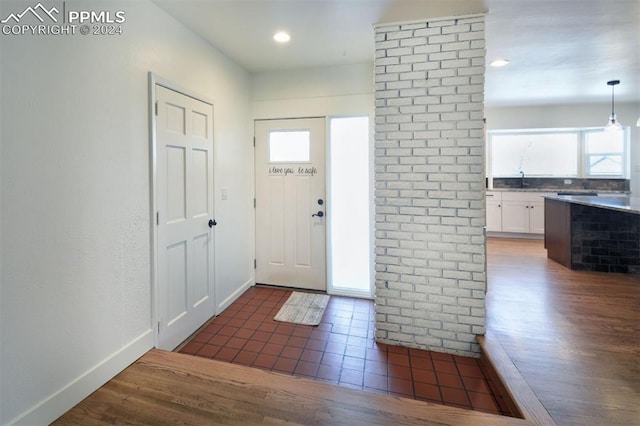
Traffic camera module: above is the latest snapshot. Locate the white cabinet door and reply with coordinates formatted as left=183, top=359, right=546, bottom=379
left=486, top=191, right=502, bottom=232
left=501, top=201, right=530, bottom=233
left=529, top=201, right=545, bottom=234
left=486, top=201, right=503, bottom=232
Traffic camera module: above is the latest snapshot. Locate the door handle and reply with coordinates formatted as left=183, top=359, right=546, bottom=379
left=312, top=211, right=324, bottom=218
left=208, top=219, right=217, bottom=228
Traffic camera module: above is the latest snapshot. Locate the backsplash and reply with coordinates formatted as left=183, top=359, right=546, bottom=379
left=490, top=178, right=629, bottom=192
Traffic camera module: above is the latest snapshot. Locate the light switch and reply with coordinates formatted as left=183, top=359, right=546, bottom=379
left=221, top=188, right=228, bottom=200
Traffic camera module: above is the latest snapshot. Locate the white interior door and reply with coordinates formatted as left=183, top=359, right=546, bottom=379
left=155, top=85, right=215, bottom=350
left=255, top=118, right=326, bottom=291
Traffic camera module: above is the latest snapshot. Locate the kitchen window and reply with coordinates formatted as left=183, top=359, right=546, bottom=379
left=488, top=127, right=629, bottom=178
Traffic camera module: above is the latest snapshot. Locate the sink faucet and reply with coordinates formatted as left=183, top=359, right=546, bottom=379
left=520, top=170, right=526, bottom=188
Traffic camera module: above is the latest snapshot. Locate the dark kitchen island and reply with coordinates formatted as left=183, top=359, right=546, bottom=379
left=544, top=195, right=640, bottom=274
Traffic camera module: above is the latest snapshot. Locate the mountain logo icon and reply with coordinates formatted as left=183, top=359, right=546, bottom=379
left=1, top=3, right=59, bottom=24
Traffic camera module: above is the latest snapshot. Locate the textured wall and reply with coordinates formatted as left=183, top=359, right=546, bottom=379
left=374, top=15, right=487, bottom=356
left=0, top=1, right=253, bottom=423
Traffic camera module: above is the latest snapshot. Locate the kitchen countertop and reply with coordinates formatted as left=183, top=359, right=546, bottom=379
left=543, top=194, right=640, bottom=215
left=487, top=188, right=629, bottom=194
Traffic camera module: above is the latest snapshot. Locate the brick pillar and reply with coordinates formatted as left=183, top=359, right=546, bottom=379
left=374, top=15, right=486, bottom=357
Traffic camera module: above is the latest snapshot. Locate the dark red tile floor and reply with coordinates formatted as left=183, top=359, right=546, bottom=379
left=179, top=285, right=511, bottom=416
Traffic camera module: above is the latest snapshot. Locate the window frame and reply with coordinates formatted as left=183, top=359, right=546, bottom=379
left=487, top=127, right=630, bottom=179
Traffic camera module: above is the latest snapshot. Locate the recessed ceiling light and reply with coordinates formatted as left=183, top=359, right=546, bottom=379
left=490, top=59, right=509, bottom=67
left=273, top=32, right=290, bottom=43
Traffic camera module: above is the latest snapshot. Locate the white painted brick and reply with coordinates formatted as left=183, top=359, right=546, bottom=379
left=459, top=66, right=485, bottom=76
left=413, top=44, right=441, bottom=54
left=412, top=112, right=441, bottom=122
left=441, top=94, right=470, bottom=104
left=386, top=64, right=413, bottom=73
left=428, top=86, right=456, bottom=96
left=458, top=84, right=484, bottom=94
left=469, top=39, right=485, bottom=50
left=387, top=46, right=414, bottom=57
left=376, top=106, right=399, bottom=116
left=376, top=24, right=400, bottom=32
left=376, top=56, right=400, bottom=66
left=387, top=30, right=415, bottom=40
left=441, top=58, right=470, bottom=69
left=428, top=68, right=457, bottom=79
left=456, top=102, right=483, bottom=111
left=441, top=76, right=470, bottom=86
left=400, top=37, right=427, bottom=46
left=426, top=121, right=455, bottom=130
left=429, top=34, right=456, bottom=44
left=443, top=24, right=470, bottom=34
left=412, top=62, right=441, bottom=74
left=430, top=329, right=456, bottom=340
left=399, top=71, right=428, bottom=80
left=375, top=16, right=486, bottom=358
left=399, top=88, right=427, bottom=98
left=401, top=54, right=430, bottom=64
left=401, top=22, right=427, bottom=30
left=376, top=89, right=399, bottom=99
left=376, top=40, right=400, bottom=49
left=376, top=73, right=399, bottom=83
left=414, top=27, right=441, bottom=37
left=386, top=97, right=413, bottom=106
left=459, top=48, right=485, bottom=59
left=442, top=340, right=472, bottom=352
left=400, top=105, right=427, bottom=114
left=386, top=80, right=413, bottom=90
left=386, top=181, right=413, bottom=189
left=398, top=140, right=426, bottom=149
left=429, top=51, right=457, bottom=61
left=441, top=41, right=470, bottom=52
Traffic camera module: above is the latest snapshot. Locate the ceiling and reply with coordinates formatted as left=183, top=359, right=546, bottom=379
left=153, top=0, right=640, bottom=107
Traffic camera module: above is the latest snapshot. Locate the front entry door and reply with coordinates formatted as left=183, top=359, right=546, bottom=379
left=255, top=118, right=326, bottom=291
left=155, top=85, right=215, bottom=350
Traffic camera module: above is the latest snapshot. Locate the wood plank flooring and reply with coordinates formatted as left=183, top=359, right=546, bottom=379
left=486, top=237, right=640, bottom=426
left=54, top=238, right=638, bottom=425
left=54, top=349, right=528, bottom=426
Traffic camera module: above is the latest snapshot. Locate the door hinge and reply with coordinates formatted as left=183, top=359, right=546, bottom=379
left=253, top=198, right=256, bottom=208
left=156, top=211, right=159, bottom=225
left=155, top=101, right=158, bottom=116
left=253, top=136, right=255, bottom=147
left=254, top=259, right=257, bottom=269
left=157, top=321, right=160, bottom=333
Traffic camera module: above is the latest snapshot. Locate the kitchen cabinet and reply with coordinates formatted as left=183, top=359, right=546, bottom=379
left=486, top=191, right=502, bottom=232
left=488, top=191, right=551, bottom=234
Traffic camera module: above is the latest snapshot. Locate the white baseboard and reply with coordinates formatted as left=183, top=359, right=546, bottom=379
left=11, top=330, right=153, bottom=426
left=217, top=279, right=254, bottom=314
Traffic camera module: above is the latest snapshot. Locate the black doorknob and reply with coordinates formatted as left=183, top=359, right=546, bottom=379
left=208, top=219, right=217, bottom=228
left=312, top=211, right=324, bottom=218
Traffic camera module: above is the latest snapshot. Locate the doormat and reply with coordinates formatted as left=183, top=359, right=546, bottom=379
left=274, top=292, right=330, bottom=326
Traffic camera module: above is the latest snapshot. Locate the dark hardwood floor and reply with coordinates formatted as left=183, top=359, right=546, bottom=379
left=486, top=237, right=640, bottom=425
left=54, top=238, right=639, bottom=425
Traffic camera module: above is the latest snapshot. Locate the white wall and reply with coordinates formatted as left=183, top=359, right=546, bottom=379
left=485, top=102, right=640, bottom=194
left=252, top=62, right=374, bottom=118
left=0, top=1, right=253, bottom=424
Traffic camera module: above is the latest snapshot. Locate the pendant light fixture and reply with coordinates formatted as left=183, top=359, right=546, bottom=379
left=605, top=80, right=622, bottom=131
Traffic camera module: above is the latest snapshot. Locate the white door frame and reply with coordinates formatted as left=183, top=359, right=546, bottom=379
left=148, top=72, right=218, bottom=348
